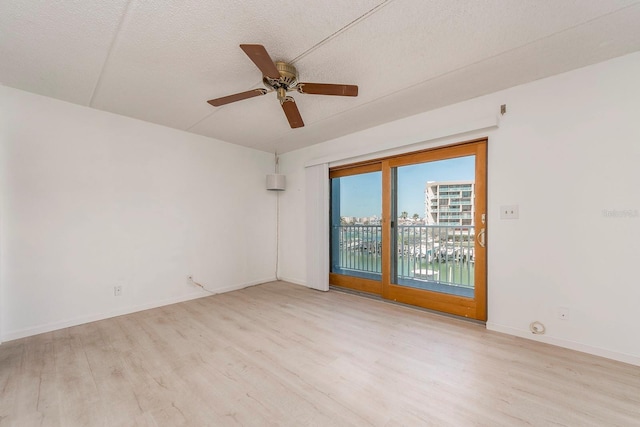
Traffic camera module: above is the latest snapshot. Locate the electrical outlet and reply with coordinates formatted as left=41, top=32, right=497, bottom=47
left=500, top=205, right=519, bottom=219
left=114, top=285, right=122, bottom=296
left=558, top=307, right=569, bottom=320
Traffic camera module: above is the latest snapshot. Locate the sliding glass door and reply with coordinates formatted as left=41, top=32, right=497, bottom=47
left=330, top=139, right=487, bottom=320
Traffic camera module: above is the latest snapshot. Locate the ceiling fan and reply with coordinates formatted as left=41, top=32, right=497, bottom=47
left=207, top=44, right=358, bottom=129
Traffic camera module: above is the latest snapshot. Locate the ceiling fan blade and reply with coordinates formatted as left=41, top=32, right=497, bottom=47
left=281, top=97, right=304, bottom=128
left=297, top=83, right=358, bottom=97
left=239, top=44, right=281, bottom=80
left=207, top=88, right=267, bottom=107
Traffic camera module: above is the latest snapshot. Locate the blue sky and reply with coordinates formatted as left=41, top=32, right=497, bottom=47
left=336, top=156, right=475, bottom=217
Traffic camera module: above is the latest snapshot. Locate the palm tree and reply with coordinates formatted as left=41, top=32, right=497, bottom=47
left=412, top=213, right=419, bottom=221
left=400, top=211, right=408, bottom=220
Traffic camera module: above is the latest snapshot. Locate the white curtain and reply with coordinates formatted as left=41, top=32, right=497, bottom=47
left=305, top=163, right=329, bottom=291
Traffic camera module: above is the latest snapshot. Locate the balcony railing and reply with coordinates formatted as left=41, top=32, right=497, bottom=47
left=333, top=225, right=382, bottom=274
left=331, top=225, right=475, bottom=294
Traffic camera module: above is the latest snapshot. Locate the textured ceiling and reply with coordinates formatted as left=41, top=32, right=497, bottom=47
left=2, top=0, right=640, bottom=153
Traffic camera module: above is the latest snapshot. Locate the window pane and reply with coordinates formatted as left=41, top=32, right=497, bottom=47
left=394, top=156, right=476, bottom=297
left=330, top=171, right=382, bottom=280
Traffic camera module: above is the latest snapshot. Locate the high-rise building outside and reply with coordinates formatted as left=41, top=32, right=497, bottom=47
left=424, top=180, right=475, bottom=226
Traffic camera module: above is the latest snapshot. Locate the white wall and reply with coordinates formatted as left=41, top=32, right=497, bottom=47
left=0, top=86, right=278, bottom=341
left=278, top=52, right=640, bottom=365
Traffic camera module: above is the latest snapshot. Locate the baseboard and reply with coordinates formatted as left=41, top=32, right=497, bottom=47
left=214, top=277, right=276, bottom=293
left=277, top=276, right=309, bottom=288
left=486, top=322, right=640, bottom=367
left=1, top=277, right=275, bottom=343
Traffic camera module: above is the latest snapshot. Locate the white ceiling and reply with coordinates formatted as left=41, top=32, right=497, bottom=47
left=2, top=0, right=640, bottom=154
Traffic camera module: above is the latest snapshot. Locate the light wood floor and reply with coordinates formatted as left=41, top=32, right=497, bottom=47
left=1, top=281, right=638, bottom=426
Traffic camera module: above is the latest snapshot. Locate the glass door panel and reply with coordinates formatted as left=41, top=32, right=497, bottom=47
left=329, top=165, right=383, bottom=294
left=393, top=156, right=476, bottom=297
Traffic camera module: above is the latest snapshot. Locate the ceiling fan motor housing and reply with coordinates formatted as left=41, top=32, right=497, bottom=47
left=263, top=61, right=298, bottom=90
